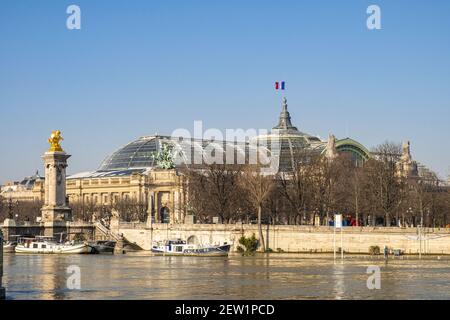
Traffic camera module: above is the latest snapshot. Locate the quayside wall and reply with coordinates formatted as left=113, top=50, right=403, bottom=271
left=119, top=223, right=450, bottom=255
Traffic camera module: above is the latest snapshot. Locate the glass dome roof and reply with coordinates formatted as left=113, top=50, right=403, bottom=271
left=98, top=135, right=272, bottom=171
left=98, top=98, right=370, bottom=173
left=99, top=136, right=159, bottom=171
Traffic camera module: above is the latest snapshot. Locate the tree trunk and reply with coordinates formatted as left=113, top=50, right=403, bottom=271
left=258, top=204, right=266, bottom=252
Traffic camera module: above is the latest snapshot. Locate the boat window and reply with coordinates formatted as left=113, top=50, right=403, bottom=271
left=42, top=245, right=46, bottom=249
left=33, top=244, right=38, bottom=249
left=176, top=246, right=183, bottom=252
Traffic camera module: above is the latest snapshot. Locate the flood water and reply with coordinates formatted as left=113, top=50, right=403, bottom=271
left=3, top=253, right=450, bottom=300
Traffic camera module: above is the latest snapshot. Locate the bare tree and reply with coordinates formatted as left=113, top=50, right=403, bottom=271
left=183, top=164, right=244, bottom=223
left=240, top=165, right=276, bottom=251
left=277, top=151, right=314, bottom=225
left=312, top=155, right=355, bottom=225
left=112, top=198, right=147, bottom=222
left=365, top=142, right=407, bottom=226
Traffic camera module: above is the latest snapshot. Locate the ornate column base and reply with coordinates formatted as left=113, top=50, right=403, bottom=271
left=41, top=206, right=72, bottom=223
left=42, top=221, right=69, bottom=238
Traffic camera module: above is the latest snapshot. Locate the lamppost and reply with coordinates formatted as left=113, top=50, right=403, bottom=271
left=5, top=198, right=19, bottom=220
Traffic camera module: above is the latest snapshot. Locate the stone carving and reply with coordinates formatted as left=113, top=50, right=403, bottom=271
left=401, top=141, right=412, bottom=162
left=397, top=141, right=418, bottom=178
left=56, top=167, right=63, bottom=185
left=111, top=209, right=120, bottom=218
left=152, top=144, right=175, bottom=170
left=325, top=134, right=338, bottom=160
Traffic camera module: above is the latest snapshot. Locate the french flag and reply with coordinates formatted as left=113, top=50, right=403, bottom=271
left=275, top=81, right=285, bottom=90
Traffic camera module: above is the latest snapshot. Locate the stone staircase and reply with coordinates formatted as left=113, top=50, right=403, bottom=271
left=94, top=221, right=142, bottom=253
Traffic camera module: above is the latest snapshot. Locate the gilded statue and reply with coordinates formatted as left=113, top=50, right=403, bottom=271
left=48, top=130, right=64, bottom=152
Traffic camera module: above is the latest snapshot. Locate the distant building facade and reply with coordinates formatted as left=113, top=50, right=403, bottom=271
left=0, top=172, right=44, bottom=202
left=1, top=98, right=428, bottom=224
left=64, top=98, right=372, bottom=223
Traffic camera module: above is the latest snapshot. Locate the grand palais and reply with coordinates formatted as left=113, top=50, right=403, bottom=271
left=1, top=98, right=426, bottom=224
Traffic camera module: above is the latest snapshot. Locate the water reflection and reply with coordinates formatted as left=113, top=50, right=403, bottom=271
left=332, top=263, right=345, bottom=300
left=3, top=253, right=450, bottom=300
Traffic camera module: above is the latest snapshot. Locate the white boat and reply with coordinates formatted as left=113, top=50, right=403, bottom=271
left=3, top=241, right=17, bottom=253
left=151, top=239, right=231, bottom=257
left=2, top=235, right=21, bottom=253
left=15, top=236, right=92, bottom=254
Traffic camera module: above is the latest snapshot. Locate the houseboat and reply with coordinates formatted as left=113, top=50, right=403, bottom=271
left=15, top=236, right=92, bottom=254
left=151, top=239, right=231, bottom=257
left=2, top=235, right=21, bottom=253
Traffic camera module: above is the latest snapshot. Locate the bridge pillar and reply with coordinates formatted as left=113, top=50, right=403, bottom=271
left=40, top=131, right=72, bottom=238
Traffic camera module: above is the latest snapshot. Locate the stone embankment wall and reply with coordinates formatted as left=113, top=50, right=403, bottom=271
left=0, top=221, right=96, bottom=241
left=119, top=223, right=450, bottom=255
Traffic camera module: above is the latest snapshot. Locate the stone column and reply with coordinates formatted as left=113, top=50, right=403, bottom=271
left=41, top=132, right=72, bottom=237
left=146, top=192, right=154, bottom=229
left=0, top=229, right=5, bottom=299
left=174, top=191, right=180, bottom=223
left=154, top=192, right=160, bottom=223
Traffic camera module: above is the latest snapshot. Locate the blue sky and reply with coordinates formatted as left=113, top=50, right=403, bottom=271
left=1, top=0, right=449, bottom=182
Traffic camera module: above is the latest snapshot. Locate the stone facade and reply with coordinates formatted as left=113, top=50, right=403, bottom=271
left=66, top=169, right=187, bottom=224
left=41, top=151, right=72, bottom=223
left=147, top=170, right=186, bottom=224
left=66, top=172, right=148, bottom=207
left=0, top=174, right=44, bottom=202
left=1, top=222, right=95, bottom=242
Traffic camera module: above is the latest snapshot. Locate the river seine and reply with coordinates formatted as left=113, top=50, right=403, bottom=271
left=3, top=253, right=450, bottom=300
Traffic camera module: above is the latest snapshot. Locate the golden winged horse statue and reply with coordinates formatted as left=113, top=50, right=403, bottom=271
left=48, top=130, right=64, bottom=152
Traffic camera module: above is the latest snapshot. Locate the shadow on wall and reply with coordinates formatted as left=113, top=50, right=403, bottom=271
left=187, top=235, right=199, bottom=245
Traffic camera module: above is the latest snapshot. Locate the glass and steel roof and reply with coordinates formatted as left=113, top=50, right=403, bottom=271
left=99, top=137, right=159, bottom=171
left=97, top=98, right=370, bottom=173
left=98, top=135, right=271, bottom=171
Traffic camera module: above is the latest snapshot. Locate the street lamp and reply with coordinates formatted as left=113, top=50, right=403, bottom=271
left=6, top=198, right=19, bottom=220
